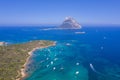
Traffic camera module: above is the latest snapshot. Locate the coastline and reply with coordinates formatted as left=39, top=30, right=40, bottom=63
left=17, top=41, right=56, bottom=80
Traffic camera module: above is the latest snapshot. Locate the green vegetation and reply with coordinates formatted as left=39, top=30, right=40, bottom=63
left=0, top=40, right=54, bottom=80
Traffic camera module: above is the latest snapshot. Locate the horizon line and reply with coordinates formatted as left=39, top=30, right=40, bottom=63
left=0, top=24, right=120, bottom=27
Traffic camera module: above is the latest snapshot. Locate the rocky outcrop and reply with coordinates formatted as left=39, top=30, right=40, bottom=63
left=60, top=17, right=81, bottom=29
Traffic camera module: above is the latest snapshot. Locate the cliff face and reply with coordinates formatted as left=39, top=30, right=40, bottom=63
left=60, top=17, right=82, bottom=29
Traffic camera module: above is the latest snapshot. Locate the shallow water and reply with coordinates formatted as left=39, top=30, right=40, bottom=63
left=25, top=41, right=89, bottom=80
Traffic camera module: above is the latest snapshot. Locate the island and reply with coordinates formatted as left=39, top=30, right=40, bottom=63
left=59, top=17, right=82, bottom=29
left=0, top=40, right=55, bottom=80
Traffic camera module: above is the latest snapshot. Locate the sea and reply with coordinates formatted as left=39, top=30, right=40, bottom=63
left=0, top=26, right=120, bottom=80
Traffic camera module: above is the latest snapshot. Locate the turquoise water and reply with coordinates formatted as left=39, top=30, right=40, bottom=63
left=0, top=26, right=120, bottom=80
left=25, top=41, right=90, bottom=80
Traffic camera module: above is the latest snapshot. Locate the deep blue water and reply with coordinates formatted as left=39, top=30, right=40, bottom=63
left=0, top=26, right=120, bottom=80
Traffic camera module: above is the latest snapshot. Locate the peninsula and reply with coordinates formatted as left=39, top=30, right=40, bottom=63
left=0, top=40, right=55, bottom=80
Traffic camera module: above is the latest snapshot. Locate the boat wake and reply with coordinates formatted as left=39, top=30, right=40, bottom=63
left=89, top=63, right=120, bottom=79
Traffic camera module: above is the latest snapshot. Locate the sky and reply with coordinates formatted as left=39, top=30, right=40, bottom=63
left=0, top=0, right=120, bottom=26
